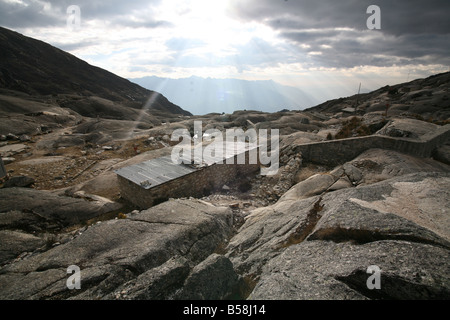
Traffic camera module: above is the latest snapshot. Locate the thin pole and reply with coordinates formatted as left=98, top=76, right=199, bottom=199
left=356, top=82, right=361, bottom=106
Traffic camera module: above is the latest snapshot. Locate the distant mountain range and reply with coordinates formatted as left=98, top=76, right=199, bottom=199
left=0, top=26, right=191, bottom=117
left=130, top=76, right=320, bottom=115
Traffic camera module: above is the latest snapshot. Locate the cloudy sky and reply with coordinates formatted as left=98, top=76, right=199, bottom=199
left=1, top=0, right=450, bottom=103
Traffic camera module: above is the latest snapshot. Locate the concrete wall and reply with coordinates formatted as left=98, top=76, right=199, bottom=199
left=296, top=124, right=450, bottom=167
left=118, top=150, right=260, bottom=209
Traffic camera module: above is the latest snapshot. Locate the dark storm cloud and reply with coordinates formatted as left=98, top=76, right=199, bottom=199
left=0, top=0, right=62, bottom=28
left=227, top=0, right=450, bottom=68
left=228, top=0, right=450, bottom=35
left=44, top=0, right=161, bottom=20
left=2, top=0, right=449, bottom=73
left=0, top=0, right=168, bottom=29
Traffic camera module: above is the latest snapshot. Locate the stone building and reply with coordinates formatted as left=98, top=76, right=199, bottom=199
left=115, top=142, right=261, bottom=209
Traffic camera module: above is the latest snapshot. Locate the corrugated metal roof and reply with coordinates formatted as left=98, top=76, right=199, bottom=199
left=200, top=141, right=258, bottom=165
left=115, top=156, right=198, bottom=189
left=115, top=141, right=259, bottom=189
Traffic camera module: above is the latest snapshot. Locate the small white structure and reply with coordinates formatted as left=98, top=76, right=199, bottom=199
left=342, top=107, right=356, bottom=113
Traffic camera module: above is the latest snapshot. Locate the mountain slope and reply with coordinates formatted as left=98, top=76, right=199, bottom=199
left=305, top=72, right=450, bottom=121
left=0, top=26, right=191, bottom=117
left=131, top=76, right=319, bottom=115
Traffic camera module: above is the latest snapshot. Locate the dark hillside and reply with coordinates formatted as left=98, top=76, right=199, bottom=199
left=0, top=26, right=191, bottom=117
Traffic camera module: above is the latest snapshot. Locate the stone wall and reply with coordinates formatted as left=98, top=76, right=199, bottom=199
left=296, top=124, right=450, bottom=167
left=118, top=150, right=261, bottom=209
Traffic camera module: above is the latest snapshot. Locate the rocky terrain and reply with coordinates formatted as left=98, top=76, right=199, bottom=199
left=1, top=27, right=450, bottom=300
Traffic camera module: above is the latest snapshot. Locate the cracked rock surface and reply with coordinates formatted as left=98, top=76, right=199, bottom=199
left=0, top=199, right=237, bottom=300
left=250, top=240, right=450, bottom=300
left=226, top=171, right=450, bottom=300
left=1, top=148, right=449, bottom=300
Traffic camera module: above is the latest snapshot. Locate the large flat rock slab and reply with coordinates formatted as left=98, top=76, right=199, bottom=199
left=0, top=143, right=27, bottom=156
left=0, top=187, right=122, bottom=230
left=0, top=199, right=235, bottom=300
left=251, top=240, right=450, bottom=300
left=226, top=172, right=450, bottom=299
left=347, top=148, right=450, bottom=185
left=376, top=118, right=439, bottom=139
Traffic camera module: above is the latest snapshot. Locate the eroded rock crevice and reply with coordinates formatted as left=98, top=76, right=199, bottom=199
left=308, top=226, right=450, bottom=249
left=277, top=197, right=324, bottom=249
left=335, top=269, right=450, bottom=300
